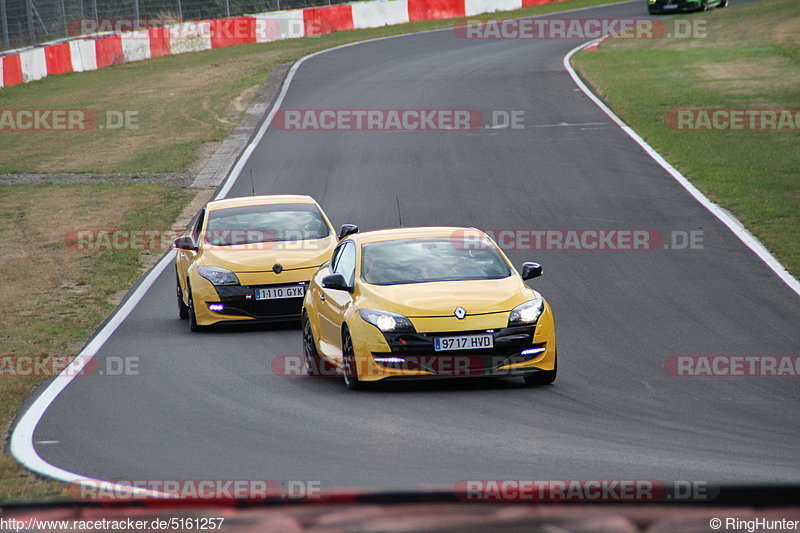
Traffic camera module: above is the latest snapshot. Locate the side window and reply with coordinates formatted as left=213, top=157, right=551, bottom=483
left=333, top=242, right=356, bottom=286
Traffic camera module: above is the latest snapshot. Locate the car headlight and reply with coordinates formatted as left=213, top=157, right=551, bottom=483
left=508, top=298, right=544, bottom=326
left=359, top=309, right=416, bottom=333
left=197, top=266, right=240, bottom=286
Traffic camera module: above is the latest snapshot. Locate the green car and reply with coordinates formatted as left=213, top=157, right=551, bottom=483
left=647, top=0, right=727, bottom=14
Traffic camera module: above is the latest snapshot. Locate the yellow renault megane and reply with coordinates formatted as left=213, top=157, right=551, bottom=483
left=301, top=227, right=557, bottom=389
left=174, top=195, right=340, bottom=330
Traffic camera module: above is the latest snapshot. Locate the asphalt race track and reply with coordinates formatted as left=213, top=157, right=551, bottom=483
left=28, top=0, right=800, bottom=489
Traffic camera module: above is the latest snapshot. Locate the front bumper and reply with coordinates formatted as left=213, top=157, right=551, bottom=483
left=192, top=272, right=315, bottom=326
left=348, top=306, right=556, bottom=382
left=205, top=282, right=307, bottom=322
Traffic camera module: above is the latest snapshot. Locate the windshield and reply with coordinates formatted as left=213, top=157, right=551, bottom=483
left=204, top=203, right=330, bottom=245
left=361, top=237, right=511, bottom=285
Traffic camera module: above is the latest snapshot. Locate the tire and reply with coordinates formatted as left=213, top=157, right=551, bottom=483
left=719, top=0, right=727, bottom=7
left=701, top=0, right=709, bottom=11
left=177, top=271, right=189, bottom=320
left=647, top=6, right=657, bottom=14
left=303, top=314, right=332, bottom=376
left=342, top=329, right=361, bottom=390
left=523, top=351, right=557, bottom=386
left=187, top=286, right=205, bottom=332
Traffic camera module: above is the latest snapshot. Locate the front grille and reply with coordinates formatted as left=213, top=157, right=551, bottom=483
left=212, top=283, right=305, bottom=319
left=373, top=326, right=541, bottom=375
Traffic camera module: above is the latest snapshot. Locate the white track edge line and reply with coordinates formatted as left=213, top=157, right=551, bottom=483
left=563, top=39, right=800, bottom=298
left=9, top=0, right=641, bottom=494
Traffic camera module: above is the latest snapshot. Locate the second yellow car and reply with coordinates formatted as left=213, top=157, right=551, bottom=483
left=174, top=194, right=342, bottom=330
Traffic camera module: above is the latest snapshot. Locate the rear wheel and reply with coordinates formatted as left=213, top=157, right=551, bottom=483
left=523, top=351, right=557, bottom=386
left=701, top=0, right=709, bottom=10
left=719, top=0, right=727, bottom=6
left=342, top=329, right=361, bottom=390
left=177, top=271, right=188, bottom=320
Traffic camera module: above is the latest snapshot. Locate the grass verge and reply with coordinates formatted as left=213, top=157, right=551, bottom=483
left=572, top=0, right=799, bottom=276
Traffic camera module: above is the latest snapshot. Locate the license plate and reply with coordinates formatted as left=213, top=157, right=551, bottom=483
left=663, top=4, right=678, bottom=8
left=434, top=334, right=494, bottom=351
left=255, top=285, right=305, bottom=300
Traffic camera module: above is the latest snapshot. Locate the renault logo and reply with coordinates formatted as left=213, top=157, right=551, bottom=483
left=454, top=307, right=466, bottom=319
left=272, top=264, right=283, bottom=274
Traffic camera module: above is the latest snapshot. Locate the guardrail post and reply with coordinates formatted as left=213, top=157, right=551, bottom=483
left=59, top=0, right=67, bottom=39
left=0, top=0, right=9, bottom=50
left=26, top=0, right=35, bottom=46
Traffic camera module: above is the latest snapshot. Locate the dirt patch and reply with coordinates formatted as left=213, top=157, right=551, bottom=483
left=695, top=58, right=800, bottom=95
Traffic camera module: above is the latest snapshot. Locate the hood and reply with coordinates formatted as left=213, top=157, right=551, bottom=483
left=199, top=236, right=336, bottom=272
left=358, top=276, right=535, bottom=317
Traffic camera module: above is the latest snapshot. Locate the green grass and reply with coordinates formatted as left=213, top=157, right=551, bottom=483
left=0, top=0, right=626, bottom=174
left=572, top=0, right=800, bottom=276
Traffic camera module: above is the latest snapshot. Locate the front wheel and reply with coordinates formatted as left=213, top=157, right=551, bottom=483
left=523, top=351, right=557, bottom=386
left=187, top=287, right=205, bottom=332
left=719, top=0, right=728, bottom=7
left=177, top=272, right=189, bottom=319
left=303, top=314, right=333, bottom=376
left=342, top=329, right=361, bottom=390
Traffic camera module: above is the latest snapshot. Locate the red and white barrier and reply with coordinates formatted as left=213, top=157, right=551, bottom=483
left=254, top=10, right=306, bottom=42
left=69, top=39, right=98, bottom=72
left=351, top=0, right=409, bottom=29
left=465, top=0, right=522, bottom=16
left=0, top=0, right=563, bottom=90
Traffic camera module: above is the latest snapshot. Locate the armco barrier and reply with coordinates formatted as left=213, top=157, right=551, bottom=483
left=20, top=48, right=48, bottom=83
left=304, top=5, right=355, bottom=36
left=69, top=39, right=97, bottom=72
left=95, top=35, right=124, bottom=68
left=0, top=0, right=564, bottom=91
left=408, top=0, right=466, bottom=21
left=465, top=0, right=522, bottom=16
left=352, top=0, right=409, bottom=29
left=44, top=43, right=73, bottom=75
left=253, top=10, right=307, bottom=42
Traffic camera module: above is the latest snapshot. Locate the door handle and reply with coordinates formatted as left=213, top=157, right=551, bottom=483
left=318, top=293, right=326, bottom=301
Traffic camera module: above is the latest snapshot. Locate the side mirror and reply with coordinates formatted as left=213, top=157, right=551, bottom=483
left=322, top=273, right=353, bottom=293
left=339, top=224, right=358, bottom=240
left=520, top=262, right=542, bottom=280
left=173, top=235, right=198, bottom=251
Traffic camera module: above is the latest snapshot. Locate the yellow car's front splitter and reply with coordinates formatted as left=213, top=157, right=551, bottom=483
left=346, top=306, right=556, bottom=383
